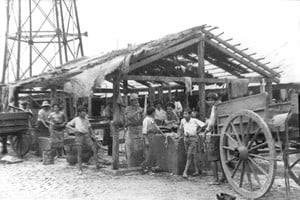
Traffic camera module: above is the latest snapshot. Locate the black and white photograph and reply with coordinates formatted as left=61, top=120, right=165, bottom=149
left=0, top=0, right=299, bottom=199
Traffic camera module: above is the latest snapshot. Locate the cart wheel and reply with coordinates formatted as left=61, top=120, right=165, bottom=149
left=11, top=132, right=32, bottom=157
left=220, top=109, right=276, bottom=199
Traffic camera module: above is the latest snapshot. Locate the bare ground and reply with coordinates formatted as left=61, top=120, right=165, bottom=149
left=0, top=151, right=300, bottom=200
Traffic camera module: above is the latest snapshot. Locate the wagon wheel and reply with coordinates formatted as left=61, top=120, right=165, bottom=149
left=11, top=132, right=32, bottom=157
left=220, top=109, right=276, bottom=199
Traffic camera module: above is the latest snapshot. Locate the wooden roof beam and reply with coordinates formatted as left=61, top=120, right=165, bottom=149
left=205, top=39, right=280, bottom=83
left=123, top=37, right=202, bottom=74
left=123, top=75, right=262, bottom=84
left=201, top=28, right=279, bottom=78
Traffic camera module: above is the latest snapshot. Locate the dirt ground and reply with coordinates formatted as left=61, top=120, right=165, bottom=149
left=1, top=149, right=300, bottom=200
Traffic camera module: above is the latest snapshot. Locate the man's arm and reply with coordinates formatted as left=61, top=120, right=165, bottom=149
left=66, top=118, right=77, bottom=132
left=125, top=107, right=143, bottom=120
left=177, top=119, right=184, bottom=137
left=206, top=105, right=216, bottom=132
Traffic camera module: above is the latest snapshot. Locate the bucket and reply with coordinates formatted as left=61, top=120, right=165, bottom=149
left=43, top=150, right=54, bottom=165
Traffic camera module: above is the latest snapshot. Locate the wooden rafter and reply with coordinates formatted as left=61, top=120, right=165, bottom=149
left=123, top=37, right=201, bottom=74
left=205, top=39, right=279, bottom=82
left=202, top=28, right=279, bottom=79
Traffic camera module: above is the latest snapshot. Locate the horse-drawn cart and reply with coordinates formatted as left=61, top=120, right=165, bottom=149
left=0, top=111, right=33, bottom=157
left=216, top=92, right=299, bottom=199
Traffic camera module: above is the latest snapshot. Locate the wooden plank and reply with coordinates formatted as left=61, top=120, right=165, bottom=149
left=112, top=75, right=120, bottom=170
left=197, top=38, right=206, bottom=121
left=0, top=126, right=28, bottom=134
left=0, top=112, right=29, bottom=120
left=216, top=93, right=268, bottom=118
left=0, top=120, right=28, bottom=126
left=124, top=37, right=201, bottom=74
left=123, top=80, right=128, bottom=107
left=123, top=75, right=227, bottom=84
left=205, top=39, right=280, bottom=83
left=265, top=78, right=273, bottom=104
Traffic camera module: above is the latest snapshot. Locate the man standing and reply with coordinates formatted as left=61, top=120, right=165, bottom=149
left=179, top=108, right=205, bottom=178
left=66, top=107, right=99, bottom=174
left=141, top=107, right=162, bottom=173
left=165, top=103, right=179, bottom=131
left=48, top=103, right=66, bottom=158
left=154, top=101, right=166, bottom=126
left=204, top=93, right=226, bottom=185
left=20, top=101, right=33, bottom=114
left=125, top=93, right=144, bottom=167
left=102, top=102, right=113, bottom=156
left=37, top=101, right=51, bottom=130
left=34, top=100, right=51, bottom=154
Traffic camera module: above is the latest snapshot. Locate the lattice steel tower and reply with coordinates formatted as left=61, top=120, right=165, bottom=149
left=2, top=0, right=86, bottom=83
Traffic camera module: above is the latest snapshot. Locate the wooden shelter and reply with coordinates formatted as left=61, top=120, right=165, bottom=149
left=8, top=25, right=280, bottom=169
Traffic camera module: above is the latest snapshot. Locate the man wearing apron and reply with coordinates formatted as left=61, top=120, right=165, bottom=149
left=125, top=93, right=144, bottom=167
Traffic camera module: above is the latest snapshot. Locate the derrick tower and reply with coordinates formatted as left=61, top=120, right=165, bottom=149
left=2, top=0, right=86, bottom=83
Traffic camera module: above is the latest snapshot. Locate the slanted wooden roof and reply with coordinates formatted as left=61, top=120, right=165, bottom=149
left=13, top=25, right=280, bottom=92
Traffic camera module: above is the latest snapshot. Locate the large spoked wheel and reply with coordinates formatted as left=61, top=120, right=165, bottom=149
left=11, top=132, right=32, bottom=157
left=220, top=110, right=276, bottom=199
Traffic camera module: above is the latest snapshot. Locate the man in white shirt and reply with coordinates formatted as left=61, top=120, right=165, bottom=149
left=154, top=101, right=166, bottom=125
left=173, top=96, right=183, bottom=117
left=66, top=107, right=99, bottom=174
left=179, top=108, right=205, bottom=178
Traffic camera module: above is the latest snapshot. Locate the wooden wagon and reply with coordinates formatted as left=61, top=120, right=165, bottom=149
left=0, top=111, right=33, bottom=157
left=215, top=92, right=299, bottom=199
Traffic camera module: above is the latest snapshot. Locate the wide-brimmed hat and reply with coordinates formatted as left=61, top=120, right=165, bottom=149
left=41, top=100, right=50, bottom=107
left=130, top=93, right=139, bottom=100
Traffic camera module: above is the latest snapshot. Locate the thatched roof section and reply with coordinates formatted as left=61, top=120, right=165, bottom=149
left=13, top=25, right=280, bottom=94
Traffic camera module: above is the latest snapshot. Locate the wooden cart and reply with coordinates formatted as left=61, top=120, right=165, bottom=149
left=215, top=92, right=299, bottom=199
left=0, top=111, right=33, bottom=157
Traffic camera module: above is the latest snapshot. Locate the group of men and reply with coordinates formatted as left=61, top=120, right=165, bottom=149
left=22, top=91, right=226, bottom=182
left=27, top=100, right=99, bottom=175
left=125, top=92, right=226, bottom=185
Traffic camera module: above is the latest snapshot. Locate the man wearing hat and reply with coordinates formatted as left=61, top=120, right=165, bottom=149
left=20, top=101, right=33, bottom=114
left=37, top=101, right=51, bottom=128
left=34, top=100, right=51, bottom=154
left=125, top=93, right=144, bottom=167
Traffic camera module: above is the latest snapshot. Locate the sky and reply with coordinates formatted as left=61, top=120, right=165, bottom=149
left=0, top=0, right=299, bottom=83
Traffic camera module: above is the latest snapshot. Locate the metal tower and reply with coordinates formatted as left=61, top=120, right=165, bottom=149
left=2, top=0, right=86, bottom=84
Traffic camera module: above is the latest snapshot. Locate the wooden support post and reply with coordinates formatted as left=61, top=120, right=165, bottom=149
left=0, top=86, right=2, bottom=112
left=184, top=87, right=189, bottom=109
left=168, top=87, right=172, bottom=102
left=198, top=37, right=206, bottom=121
left=123, top=80, right=128, bottom=107
left=50, top=88, right=57, bottom=105
left=158, top=87, right=163, bottom=103
left=13, top=88, right=19, bottom=107
left=112, top=74, right=120, bottom=169
left=260, top=79, right=265, bottom=94
left=88, top=94, right=93, bottom=117
left=266, top=79, right=273, bottom=104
